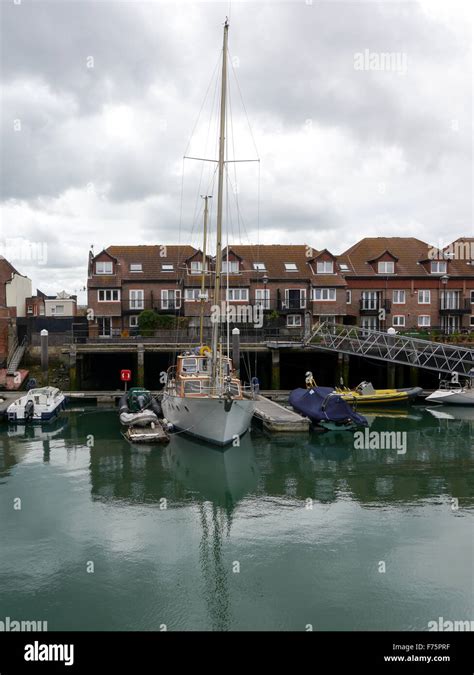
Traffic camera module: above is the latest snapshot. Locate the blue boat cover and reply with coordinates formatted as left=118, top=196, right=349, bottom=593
left=289, top=387, right=368, bottom=426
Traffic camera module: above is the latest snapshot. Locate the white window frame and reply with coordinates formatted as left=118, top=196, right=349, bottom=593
left=431, top=261, right=447, bottom=274
left=39, top=306, right=45, bottom=316
left=161, top=264, right=174, bottom=272
left=129, top=264, right=142, bottom=272
left=346, top=290, right=351, bottom=304
left=226, top=288, right=249, bottom=302
left=190, top=261, right=203, bottom=274
left=287, top=314, right=302, bottom=327
left=284, top=263, right=298, bottom=272
left=27, top=306, right=33, bottom=314
left=98, top=289, right=120, bottom=302
left=392, top=315, right=405, bottom=327
left=253, top=262, right=266, bottom=271
left=313, top=288, right=336, bottom=302
left=255, top=288, right=270, bottom=309
left=470, top=316, right=474, bottom=327
left=184, top=289, right=201, bottom=302
left=161, top=289, right=181, bottom=309
left=285, top=288, right=306, bottom=309
left=129, top=289, right=144, bottom=310
left=129, top=315, right=139, bottom=327
left=96, top=261, right=113, bottom=275
left=222, top=260, right=239, bottom=274
left=392, top=290, right=406, bottom=304
left=361, top=291, right=378, bottom=310
left=52, top=305, right=64, bottom=316
left=339, top=263, right=349, bottom=272
left=418, top=315, right=431, bottom=327
left=316, top=261, right=334, bottom=274
left=378, top=261, right=395, bottom=274
left=418, top=290, right=431, bottom=304
left=470, top=290, right=474, bottom=304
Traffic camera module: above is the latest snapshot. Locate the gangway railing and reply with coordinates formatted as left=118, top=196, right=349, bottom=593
left=306, top=322, right=474, bottom=377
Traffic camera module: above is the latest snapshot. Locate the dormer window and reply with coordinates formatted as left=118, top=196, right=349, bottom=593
left=130, top=263, right=142, bottom=272
left=253, top=262, right=266, bottom=271
left=284, top=263, right=298, bottom=272
left=316, top=261, right=334, bottom=274
left=96, top=261, right=113, bottom=275
left=222, top=261, right=239, bottom=273
left=378, top=261, right=394, bottom=274
left=191, top=261, right=203, bottom=274
left=431, top=261, right=447, bottom=274
left=162, top=264, right=174, bottom=272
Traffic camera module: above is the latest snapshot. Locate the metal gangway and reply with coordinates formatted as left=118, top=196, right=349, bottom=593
left=306, top=322, right=474, bottom=377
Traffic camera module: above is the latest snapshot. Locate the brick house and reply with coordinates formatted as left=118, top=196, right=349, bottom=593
left=338, top=237, right=474, bottom=333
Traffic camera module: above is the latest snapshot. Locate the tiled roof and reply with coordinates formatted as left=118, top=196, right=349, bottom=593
left=229, top=245, right=317, bottom=279
left=90, top=245, right=197, bottom=283
left=338, top=237, right=432, bottom=276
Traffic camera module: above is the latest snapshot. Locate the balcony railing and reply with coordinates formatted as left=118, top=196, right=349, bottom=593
left=439, top=298, right=471, bottom=314
left=359, top=299, right=392, bottom=315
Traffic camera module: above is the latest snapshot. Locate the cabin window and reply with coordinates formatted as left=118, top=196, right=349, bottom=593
left=378, top=261, right=395, bottom=274
left=184, top=380, right=202, bottom=394
left=229, top=382, right=240, bottom=396
left=96, top=261, right=113, bottom=274
left=316, top=261, right=334, bottom=274
left=181, top=358, right=197, bottom=373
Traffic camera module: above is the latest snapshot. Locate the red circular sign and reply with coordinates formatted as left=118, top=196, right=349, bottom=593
left=121, top=369, right=132, bottom=382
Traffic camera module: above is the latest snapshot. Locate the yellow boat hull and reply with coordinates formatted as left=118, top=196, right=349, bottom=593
left=336, top=387, right=422, bottom=405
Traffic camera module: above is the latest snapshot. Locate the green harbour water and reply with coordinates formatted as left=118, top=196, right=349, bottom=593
left=0, top=406, right=473, bottom=631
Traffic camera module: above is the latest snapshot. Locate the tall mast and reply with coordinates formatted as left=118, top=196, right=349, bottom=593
left=211, top=18, right=229, bottom=386
left=199, top=195, right=211, bottom=345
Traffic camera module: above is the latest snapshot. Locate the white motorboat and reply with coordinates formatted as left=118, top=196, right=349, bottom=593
left=426, top=378, right=474, bottom=406
left=6, top=387, right=66, bottom=423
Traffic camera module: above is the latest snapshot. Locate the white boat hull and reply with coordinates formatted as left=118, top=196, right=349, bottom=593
left=425, top=389, right=474, bottom=406
left=162, top=393, right=255, bottom=445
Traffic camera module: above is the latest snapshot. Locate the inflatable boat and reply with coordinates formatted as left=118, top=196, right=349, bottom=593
left=119, top=388, right=162, bottom=427
left=289, top=386, right=368, bottom=431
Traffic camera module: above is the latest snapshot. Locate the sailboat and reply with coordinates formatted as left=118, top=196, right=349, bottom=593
left=161, top=20, right=257, bottom=446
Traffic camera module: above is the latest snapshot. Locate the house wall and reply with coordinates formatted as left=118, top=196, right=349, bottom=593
left=6, top=273, right=32, bottom=318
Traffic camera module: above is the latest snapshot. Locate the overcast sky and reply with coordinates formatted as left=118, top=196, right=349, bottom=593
left=1, top=0, right=472, bottom=301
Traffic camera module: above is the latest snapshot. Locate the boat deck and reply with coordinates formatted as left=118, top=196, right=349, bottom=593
left=252, top=394, right=310, bottom=433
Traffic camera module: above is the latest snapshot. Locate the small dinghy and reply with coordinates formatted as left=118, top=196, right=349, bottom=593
left=119, top=388, right=170, bottom=444
left=119, top=388, right=162, bottom=426
left=426, top=376, right=474, bottom=406
left=289, top=386, right=368, bottom=431
left=6, top=387, right=66, bottom=423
